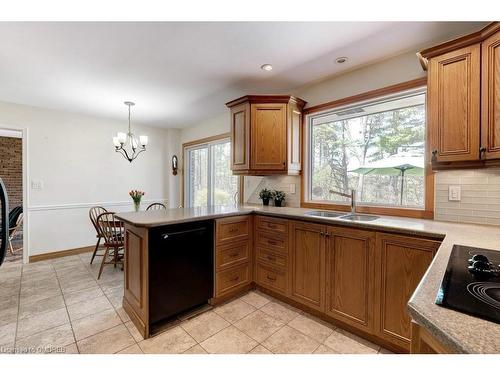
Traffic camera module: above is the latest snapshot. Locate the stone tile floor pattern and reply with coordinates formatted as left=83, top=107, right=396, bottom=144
left=0, top=252, right=393, bottom=354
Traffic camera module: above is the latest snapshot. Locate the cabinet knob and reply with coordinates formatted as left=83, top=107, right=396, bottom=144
left=431, top=150, right=438, bottom=161
left=480, top=147, right=487, bottom=158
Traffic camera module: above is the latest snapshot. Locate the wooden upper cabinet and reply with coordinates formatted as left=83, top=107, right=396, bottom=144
left=420, top=22, right=500, bottom=167
left=289, top=221, right=325, bottom=311
left=325, top=227, right=375, bottom=334
left=251, top=103, right=287, bottom=171
left=226, top=95, right=306, bottom=175
left=482, top=30, right=500, bottom=159
left=375, top=233, right=440, bottom=351
left=428, top=44, right=481, bottom=162
left=230, top=102, right=250, bottom=172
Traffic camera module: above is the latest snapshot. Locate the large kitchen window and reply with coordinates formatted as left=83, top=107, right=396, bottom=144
left=304, top=82, right=432, bottom=217
left=183, top=135, right=239, bottom=207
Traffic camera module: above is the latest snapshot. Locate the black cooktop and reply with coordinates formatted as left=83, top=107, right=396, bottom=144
left=436, top=244, right=500, bottom=324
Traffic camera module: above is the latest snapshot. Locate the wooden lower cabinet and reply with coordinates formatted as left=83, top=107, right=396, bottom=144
left=256, top=262, right=287, bottom=295
left=253, top=215, right=290, bottom=296
left=210, top=214, right=442, bottom=353
left=410, top=322, right=453, bottom=354
left=214, top=216, right=253, bottom=299
left=375, top=233, right=440, bottom=350
left=289, top=221, right=325, bottom=311
left=325, top=227, right=376, bottom=334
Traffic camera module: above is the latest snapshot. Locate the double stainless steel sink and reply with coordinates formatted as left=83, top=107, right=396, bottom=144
left=304, top=211, right=380, bottom=222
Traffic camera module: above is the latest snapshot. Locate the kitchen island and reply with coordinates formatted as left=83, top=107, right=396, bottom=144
left=116, top=205, right=500, bottom=353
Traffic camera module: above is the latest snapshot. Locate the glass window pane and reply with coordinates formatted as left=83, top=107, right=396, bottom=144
left=310, top=92, right=426, bottom=208
left=212, top=141, right=238, bottom=206
left=189, top=147, right=208, bottom=207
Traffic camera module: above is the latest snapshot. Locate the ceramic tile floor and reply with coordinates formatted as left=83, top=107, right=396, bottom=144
left=0, top=251, right=393, bottom=354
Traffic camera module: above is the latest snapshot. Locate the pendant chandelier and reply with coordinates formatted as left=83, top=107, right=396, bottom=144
left=113, top=101, right=148, bottom=162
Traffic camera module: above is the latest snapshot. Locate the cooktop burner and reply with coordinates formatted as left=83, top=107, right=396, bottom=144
left=436, top=245, right=500, bottom=324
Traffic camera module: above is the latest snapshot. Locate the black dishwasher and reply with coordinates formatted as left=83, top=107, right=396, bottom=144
left=148, top=220, right=213, bottom=331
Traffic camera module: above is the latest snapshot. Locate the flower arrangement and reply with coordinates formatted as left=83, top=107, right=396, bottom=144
left=272, top=190, right=286, bottom=207
left=258, top=188, right=273, bottom=206
left=129, top=190, right=145, bottom=211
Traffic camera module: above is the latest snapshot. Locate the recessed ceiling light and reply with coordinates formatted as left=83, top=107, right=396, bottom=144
left=335, top=57, right=348, bottom=64
left=261, top=64, right=273, bottom=71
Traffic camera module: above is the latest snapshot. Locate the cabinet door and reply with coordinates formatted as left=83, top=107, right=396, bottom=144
left=375, top=233, right=439, bottom=350
left=289, top=221, right=325, bottom=310
left=428, top=44, right=480, bottom=162
left=230, top=102, right=250, bottom=171
left=250, top=103, right=287, bottom=171
left=287, top=100, right=302, bottom=175
left=325, top=227, right=375, bottom=334
left=481, top=30, right=500, bottom=159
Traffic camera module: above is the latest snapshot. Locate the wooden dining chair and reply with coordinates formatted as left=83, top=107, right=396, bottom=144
left=89, top=206, right=107, bottom=264
left=96, top=212, right=125, bottom=279
left=8, top=212, right=23, bottom=255
left=146, top=202, right=167, bottom=210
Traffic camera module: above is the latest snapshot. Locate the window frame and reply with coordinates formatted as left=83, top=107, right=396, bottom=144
left=301, top=78, right=434, bottom=219
left=182, top=133, right=243, bottom=208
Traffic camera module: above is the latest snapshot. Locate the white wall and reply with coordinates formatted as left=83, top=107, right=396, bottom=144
left=0, top=101, right=177, bottom=256
left=180, top=112, right=230, bottom=144
left=294, top=51, right=425, bottom=107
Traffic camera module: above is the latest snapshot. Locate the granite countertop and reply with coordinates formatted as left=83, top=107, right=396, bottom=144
left=116, top=204, right=500, bottom=353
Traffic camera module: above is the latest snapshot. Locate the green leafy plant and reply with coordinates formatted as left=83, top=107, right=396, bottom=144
left=259, top=188, right=273, bottom=206
left=272, top=190, right=286, bottom=207
left=259, top=188, right=273, bottom=200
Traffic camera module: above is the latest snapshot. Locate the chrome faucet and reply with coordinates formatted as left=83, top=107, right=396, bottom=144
left=329, top=189, right=356, bottom=214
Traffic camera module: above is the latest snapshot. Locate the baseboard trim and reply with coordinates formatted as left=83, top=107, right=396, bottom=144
left=29, top=246, right=94, bottom=263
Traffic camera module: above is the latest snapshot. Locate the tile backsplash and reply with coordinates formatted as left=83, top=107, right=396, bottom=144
left=244, top=175, right=301, bottom=207
left=242, top=168, right=500, bottom=226
left=435, top=168, right=500, bottom=225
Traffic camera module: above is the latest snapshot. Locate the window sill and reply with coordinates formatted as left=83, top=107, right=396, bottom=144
left=301, top=202, right=434, bottom=220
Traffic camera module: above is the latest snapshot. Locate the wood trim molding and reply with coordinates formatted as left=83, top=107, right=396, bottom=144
left=301, top=78, right=433, bottom=220
left=303, top=77, right=427, bottom=114
left=29, top=245, right=93, bottom=263
left=181, top=132, right=231, bottom=149
left=28, top=199, right=168, bottom=212
left=418, top=22, right=500, bottom=71
left=181, top=132, right=244, bottom=206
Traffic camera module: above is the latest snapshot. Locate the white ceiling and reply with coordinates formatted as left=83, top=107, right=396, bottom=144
left=0, top=22, right=487, bottom=128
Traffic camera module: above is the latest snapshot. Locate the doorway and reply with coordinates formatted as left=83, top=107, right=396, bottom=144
left=0, top=128, right=24, bottom=264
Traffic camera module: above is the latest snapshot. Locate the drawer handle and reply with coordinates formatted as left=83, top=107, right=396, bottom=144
left=229, top=252, right=240, bottom=258
left=266, top=255, right=276, bottom=261
left=229, top=276, right=240, bottom=282
left=266, top=275, right=277, bottom=281
left=267, top=224, right=277, bottom=229
left=267, top=240, right=278, bottom=246
left=229, top=227, right=238, bottom=233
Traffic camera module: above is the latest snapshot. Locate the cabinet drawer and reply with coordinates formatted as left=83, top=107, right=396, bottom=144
left=216, top=216, right=251, bottom=245
left=255, top=262, right=287, bottom=295
left=256, top=247, right=287, bottom=268
left=216, top=263, right=251, bottom=296
left=256, top=215, right=288, bottom=234
left=216, top=241, right=250, bottom=270
left=256, top=231, right=287, bottom=253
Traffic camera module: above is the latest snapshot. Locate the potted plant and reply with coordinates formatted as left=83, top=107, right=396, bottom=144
left=129, top=190, right=145, bottom=212
left=258, top=188, right=273, bottom=206
left=272, top=190, right=286, bottom=207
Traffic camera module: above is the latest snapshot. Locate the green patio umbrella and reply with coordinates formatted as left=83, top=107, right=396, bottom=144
left=350, top=155, right=424, bottom=205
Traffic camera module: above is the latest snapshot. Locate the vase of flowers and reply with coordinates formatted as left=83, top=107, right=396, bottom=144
left=272, top=190, right=286, bottom=207
left=129, top=190, right=145, bottom=212
left=258, top=188, right=273, bottom=206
